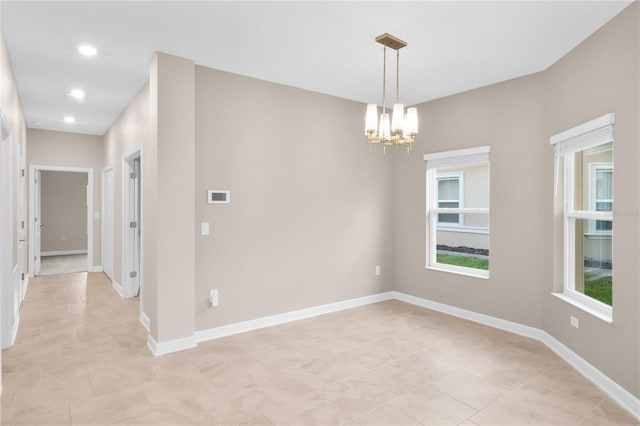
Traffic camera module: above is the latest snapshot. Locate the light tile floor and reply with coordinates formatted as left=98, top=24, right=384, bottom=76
left=2, top=272, right=638, bottom=426
left=39, top=254, right=88, bottom=276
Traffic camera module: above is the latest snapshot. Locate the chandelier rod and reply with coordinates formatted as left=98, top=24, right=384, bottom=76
left=396, top=49, right=400, bottom=104
left=382, top=45, right=387, bottom=115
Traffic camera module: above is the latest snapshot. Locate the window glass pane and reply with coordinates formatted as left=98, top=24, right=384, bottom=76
left=438, top=201, right=459, bottom=224
left=436, top=213, right=489, bottom=271
left=437, top=178, right=459, bottom=201
left=573, top=142, right=613, bottom=211
left=573, top=218, right=612, bottom=306
left=596, top=169, right=612, bottom=199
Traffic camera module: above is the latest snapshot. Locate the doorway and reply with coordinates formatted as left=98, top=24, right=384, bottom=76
left=102, top=168, right=114, bottom=280
left=122, top=150, right=142, bottom=302
left=29, top=165, right=93, bottom=277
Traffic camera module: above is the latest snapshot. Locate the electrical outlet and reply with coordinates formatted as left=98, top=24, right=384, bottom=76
left=375, top=265, right=381, bottom=276
left=209, top=289, right=219, bottom=307
left=201, top=222, right=210, bottom=236
left=570, top=316, right=580, bottom=329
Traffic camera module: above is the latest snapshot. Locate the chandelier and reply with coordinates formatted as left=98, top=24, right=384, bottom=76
left=365, top=33, right=418, bottom=153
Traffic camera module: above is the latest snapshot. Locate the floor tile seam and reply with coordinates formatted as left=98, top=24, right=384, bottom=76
left=419, top=382, right=481, bottom=415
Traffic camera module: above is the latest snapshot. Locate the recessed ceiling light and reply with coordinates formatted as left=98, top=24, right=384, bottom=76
left=78, top=45, right=97, bottom=56
left=67, top=89, right=86, bottom=99
left=63, top=116, right=76, bottom=124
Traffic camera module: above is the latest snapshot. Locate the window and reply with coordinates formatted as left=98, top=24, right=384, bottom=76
left=436, top=173, right=463, bottom=226
left=589, top=163, right=612, bottom=233
left=425, top=146, right=490, bottom=278
left=551, top=113, right=614, bottom=321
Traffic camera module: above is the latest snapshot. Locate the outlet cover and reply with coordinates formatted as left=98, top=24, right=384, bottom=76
left=209, top=289, right=219, bottom=307
left=570, top=316, right=580, bottom=329
left=375, top=265, right=381, bottom=276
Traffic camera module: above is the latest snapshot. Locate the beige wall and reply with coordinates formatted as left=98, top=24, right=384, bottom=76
left=27, top=129, right=103, bottom=268
left=393, top=72, right=546, bottom=328
left=102, top=83, right=149, bottom=292
left=40, top=171, right=87, bottom=253
left=194, top=66, right=395, bottom=331
left=544, top=3, right=639, bottom=398
left=394, top=3, right=639, bottom=399
left=151, top=53, right=195, bottom=342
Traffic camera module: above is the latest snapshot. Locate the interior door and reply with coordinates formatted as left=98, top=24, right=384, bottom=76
left=125, top=157, right=141, bottom=297
left=102, top=169, right=114, bottom=279
left=132, top=158, right=140, bottom=296
left=34, top=170, right=41, bottom=276
left=16, top=152, right=24, bottom=302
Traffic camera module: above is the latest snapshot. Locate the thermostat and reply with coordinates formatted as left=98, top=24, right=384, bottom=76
left=208, top=190, right=230, bottom=204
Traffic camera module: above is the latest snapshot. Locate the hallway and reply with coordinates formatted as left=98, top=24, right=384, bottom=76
left=1, top=273, right=638, bottom=425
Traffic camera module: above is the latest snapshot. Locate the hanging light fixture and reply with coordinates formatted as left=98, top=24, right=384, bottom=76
left=365, top=33, right=418, bottom=153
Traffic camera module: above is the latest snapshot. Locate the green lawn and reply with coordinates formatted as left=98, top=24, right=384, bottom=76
left=584, top=272, right=612, bottom=306
left=436, top=253, right=489, bottom=270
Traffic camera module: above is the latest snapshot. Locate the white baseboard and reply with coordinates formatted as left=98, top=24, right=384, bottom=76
left=392, top=291, right=640, bottom=421
left=9, top=311, right=19, bottom=347
left=111, top=280, right=123, bottom=297
left=194, top=291, right=395, bottom=343
left=541, top=332, right=640, bottom=420
left=147, top=334, right=197, bottom=357
left=41, top=250, right=87, bottom=257
left=140, top=312, right=150, bottom=332
left=22, top=275, right=29, bottom=300
left=392, top=291, right=544, bottom=341
left=89, top=265, right=103, bottom=273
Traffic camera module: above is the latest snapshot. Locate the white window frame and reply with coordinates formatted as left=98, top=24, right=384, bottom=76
left=587, top=163, right=612, bottom=235
left=436, top=172, right=464, bottom=227
left=550, top=113, right=614, bottom=322
left=425, top=146, right=490, bottom=279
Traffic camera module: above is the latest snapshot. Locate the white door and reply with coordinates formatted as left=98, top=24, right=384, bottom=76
left=34, top=170, right=41, bottom=276
left=16, top=152, right=24, bottom=302
left=124, top=156, right=141, bottom=297
left=102, top=169, right=114, bottom=279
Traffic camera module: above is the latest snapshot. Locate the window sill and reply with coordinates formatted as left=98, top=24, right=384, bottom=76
left=551, top=292, right=613, bottom=323
left=437, top=226, right=489, bottom=235
left=426, top=265, right=489, bottom=280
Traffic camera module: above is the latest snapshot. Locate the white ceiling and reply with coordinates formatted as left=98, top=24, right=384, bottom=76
left=1, top=1, right=632, bottom=136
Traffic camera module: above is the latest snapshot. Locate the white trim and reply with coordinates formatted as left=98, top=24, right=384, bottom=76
left=195, top=292, right=394, bottom=343
left=134, top=287, right=639, bottom=421
left=426, top=265, right=489, bottom=279
left=111, top=280, right=124, bottom=297
left=22, top=275, right=29, bottom=300
left=550, top=113, right=615, bottom=146
left=551, top=292, right=612, bottom=323
left=101, top=167, right=114, bottom=281
left=89, top=265, right=103, bottom=273
left=140, top=311, right=150, bottom=332
left=29, top=165, right=94, bottom=277
left=147, top=334, right=197, bottom=357
left=424, top=145, right=491, bottom=161
left=391, top=291, right=638, bottom=420
left=392, top=291, right=543, bottom=339
left=41, top=250, right=87, bottom=257
left=541, top=332, right=640, bottom=420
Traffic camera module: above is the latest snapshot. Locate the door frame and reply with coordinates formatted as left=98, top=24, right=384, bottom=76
left=29, top=165, right=93, bottom=277
left=122, top=148, right=144, bottom=311
left=101, top=167, right=114, bottom=281
left=1, top=110, right=14, bottom=352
